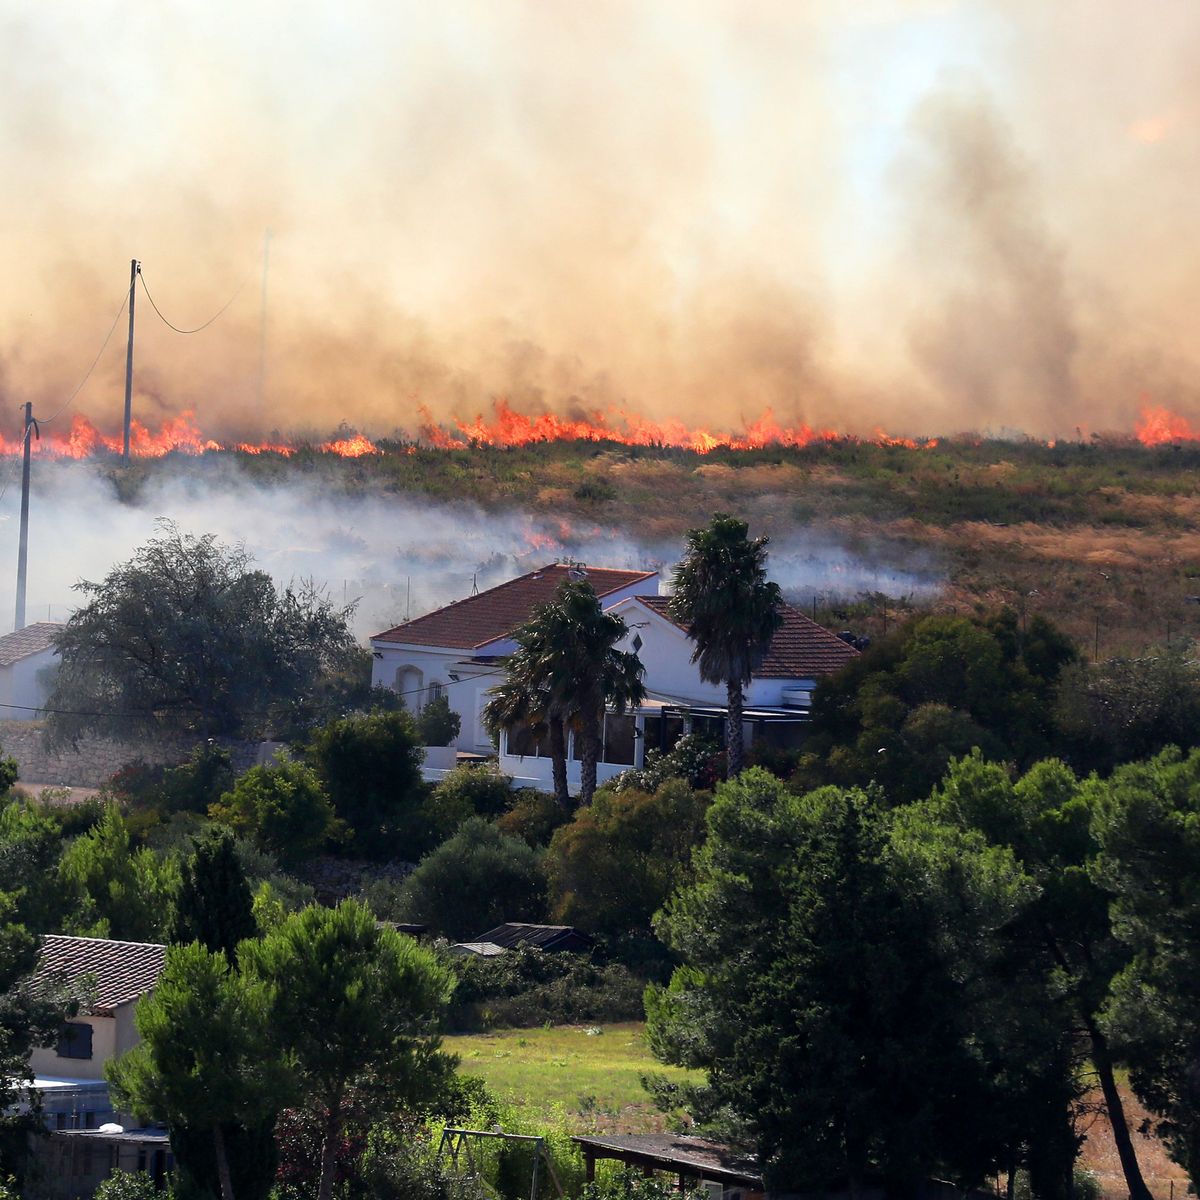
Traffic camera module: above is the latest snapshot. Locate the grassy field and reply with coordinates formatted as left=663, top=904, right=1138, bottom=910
left=446, top=1022, right=698, bottom=1134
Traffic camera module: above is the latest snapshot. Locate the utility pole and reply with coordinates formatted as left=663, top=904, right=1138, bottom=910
left=14, top=403, right=36, bottom=631
left=122, top=258, right=139, bottom=465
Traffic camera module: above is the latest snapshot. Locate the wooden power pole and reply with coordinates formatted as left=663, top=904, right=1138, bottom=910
left=14, top=402, right=35, bottom=631
left=122, top=258, right=139, bottom=464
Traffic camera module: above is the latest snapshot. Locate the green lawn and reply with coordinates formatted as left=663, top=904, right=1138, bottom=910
left=446, top=1022, right=699, bottom=1133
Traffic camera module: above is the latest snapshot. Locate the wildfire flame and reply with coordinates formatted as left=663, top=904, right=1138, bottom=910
left=1135, top=404, right=1198, bottom=446
left=5, top=400, right=1193, bottom=459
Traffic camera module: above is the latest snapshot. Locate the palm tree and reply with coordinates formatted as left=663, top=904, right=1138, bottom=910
left=669, top=514, right=783, bottom=777
left=483, top=646, right=570, bottom=810
left=486, top=578, right=645, bottom=807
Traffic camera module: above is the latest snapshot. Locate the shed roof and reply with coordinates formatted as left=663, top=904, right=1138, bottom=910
left=635, top=596, right=859, bottom=678
left=34, top=935, right=166, bottom=1016
left=0, top=622, right=62, bottom=668
left=472, top=923, right=593, bottom=951
left=372, top=564, right=658, bottom=651
left=572, top=1134, right=762, bottom=1188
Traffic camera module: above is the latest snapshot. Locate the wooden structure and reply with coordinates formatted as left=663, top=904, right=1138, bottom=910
left=572, top=1133, right=764, bottom=1199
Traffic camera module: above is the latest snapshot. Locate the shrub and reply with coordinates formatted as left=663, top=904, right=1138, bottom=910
left=93, top=1172, right=163, bottom=1200
left=545, top=779, right=710, bottom=938
left=448, top=947, right=646, bottom=1031
left=496, top=789, right=570, bottom=847
left=209, top=759, right=340, bottom=863
left=305, top=710, right=425, bottom=855
left=396, top=818, right=546, bottom=940
left=417, top=696, right=461, bottom=747
left=611, top=734, right=724, bottom=793
left=431, top=763, right=513, bottom=821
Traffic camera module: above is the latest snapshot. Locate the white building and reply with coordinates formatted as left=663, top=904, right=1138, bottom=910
left=498, top=593, right=861, bottom=793
left=0, top=622, right=61, bottom=721
left=370, top=563, right=660, bottom=756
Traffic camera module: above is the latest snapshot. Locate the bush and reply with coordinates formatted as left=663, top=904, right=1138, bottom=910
left=430, top=763, right=513, bottom=821
left=209, top=759, right=340, bottom=864
left=545, top=779, right=710, bottom=938
left=395, top=818, right=546, bottom=940
left=93, top=1172, right=163, bottom=1200
left=611, top=734, right=724, bottom=792
left=416, top=696, right=461, bottom=747
left=448, top=944, right=646, bottom=1031
left=305, top=710, right=425, bottom=856
left=583, top=1176, right=705, bottom=1200
left=496, top=789, right=570, bottom=847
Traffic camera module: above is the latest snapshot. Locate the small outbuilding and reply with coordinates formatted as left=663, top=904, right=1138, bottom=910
left=450, top=923, right=593, bottom=957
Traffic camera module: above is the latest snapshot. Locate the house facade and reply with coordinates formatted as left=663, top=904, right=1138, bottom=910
left=0, top=622, right=62, bottom=721
left=369, top=564, right=660, bottom=755
left=496, top=593, right=860, bottom=792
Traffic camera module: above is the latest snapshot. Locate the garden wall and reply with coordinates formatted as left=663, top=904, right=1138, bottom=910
left=0, top=720, right=268, bottom=788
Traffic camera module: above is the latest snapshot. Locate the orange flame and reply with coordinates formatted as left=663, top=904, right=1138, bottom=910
left=1135, top=404, right=1198, bottom=446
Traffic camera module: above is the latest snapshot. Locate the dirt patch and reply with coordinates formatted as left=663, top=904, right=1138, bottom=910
left=1077, top=1086, right=1188, bottom=1200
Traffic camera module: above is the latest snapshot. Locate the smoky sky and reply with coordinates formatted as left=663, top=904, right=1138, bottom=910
left=2, top=1, right=1199, bottom=441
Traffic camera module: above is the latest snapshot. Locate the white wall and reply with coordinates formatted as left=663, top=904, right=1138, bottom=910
left=30, top=1015, right=116, bottom=1082
left=0, top=646, right=58, bottom=722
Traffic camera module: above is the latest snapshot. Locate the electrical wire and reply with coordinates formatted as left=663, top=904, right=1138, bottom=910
left=40, top=290, right=130, bottom=424
left=138, top=267, right=251, bottom=335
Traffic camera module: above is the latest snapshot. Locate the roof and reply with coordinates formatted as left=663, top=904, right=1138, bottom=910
left=0, top=622, right=62, bottom=668
left=572, top=1134, right=762, bottom=1188
left=372, top=564, right=658, bottom=651
left=34, top=936, right=166, bottom=1016
left=449, top=942, right=508, bottom=957
left=636, top=596, right=859, bottom=678
left=472, top=923, right=593, bottom=951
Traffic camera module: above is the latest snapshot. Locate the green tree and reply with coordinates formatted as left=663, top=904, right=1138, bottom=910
left=58, top=806, right=177, bottom=941
left=47, top=522, right=359, bottom=744
left=305, top=710, right=425, bottom=854
left=396, top=818, right=546, bottom=941
left=1054, top=648, right=1200, bottom=772
left=668, top=514, right=782, bottom=777
left=487, top=580, right=644, bottom=807
left=931, top=751, right=1154, bottom=1200
left=238, top=901, right=455, bottom=1200
left=798, top=612, right=1076, bottom=802
left=209, top=759, right=339, bottom=864
left=416, top=695, right=461, bottom=747
left=169, top=829, right=258, bottom=958
left=648, top=769, right=1063, bottom=1195
left=545, top=779, right=710, bottom=938
left=1090, top=748, right=1200, bottom=1188
left=107, top=942, right=290, bottom=1200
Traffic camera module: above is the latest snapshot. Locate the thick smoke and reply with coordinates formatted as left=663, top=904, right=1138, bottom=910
left=2, top=2, right=1199, bottom=440
left=0, top=460, right=940, bottom=639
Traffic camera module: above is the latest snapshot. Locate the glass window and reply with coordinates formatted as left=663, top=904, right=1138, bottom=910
left=427, top=681, right=444, bottom=704
left=602, top=715, right=636, bottom=765
left=57, top=1022, right=93, bottom=1060
left=506, top=722, right=543, bottom=758
left=642, top=716, right=685, bottom=755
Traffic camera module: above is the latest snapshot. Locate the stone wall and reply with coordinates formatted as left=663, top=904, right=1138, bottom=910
left=0, top=720, right=267, bottom=789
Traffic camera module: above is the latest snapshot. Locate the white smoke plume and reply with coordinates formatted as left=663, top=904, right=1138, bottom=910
left=0, top=460, right=940, bottom=639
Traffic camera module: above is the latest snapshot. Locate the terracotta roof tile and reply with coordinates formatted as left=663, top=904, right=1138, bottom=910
left=637, top=596, right=859, bottom=678
left=34, top=935, right=166, bottom=1016
left=372, top=564, right=658, bottom=651
left=0, top=623, right=62, bottom=668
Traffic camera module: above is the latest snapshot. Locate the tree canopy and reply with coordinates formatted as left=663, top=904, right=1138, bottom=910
left=47, top=522, right=362, bottom=744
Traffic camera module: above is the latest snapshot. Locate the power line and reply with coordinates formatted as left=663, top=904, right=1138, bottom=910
left=41, top=290, right=130, bottom=424
left=138, top=267, right=251, bottom=335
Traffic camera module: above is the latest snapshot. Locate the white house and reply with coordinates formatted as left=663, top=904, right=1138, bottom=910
left=496, top=593, right=861, bottom=792
left=370, top=563, right=660, bottom=755
left=0, top=622, right=61, bottom=721
left=24, top=936, right=171, bottom=1198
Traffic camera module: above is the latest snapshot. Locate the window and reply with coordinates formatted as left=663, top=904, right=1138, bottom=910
left=602, top=714, right=636, bottom=766
left=427, top=681, right=444, bottom=704
left=57, top=1022, right=93, bottom=1060
left=642, top=715, right=684, bottom=754
left=506, top=722, right=543, bottom=758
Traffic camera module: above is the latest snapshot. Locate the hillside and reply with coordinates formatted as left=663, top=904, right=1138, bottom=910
left=106, top=435, right=1200, bottom=655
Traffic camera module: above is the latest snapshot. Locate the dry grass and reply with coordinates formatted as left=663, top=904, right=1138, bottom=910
left=1077, top=1086, right=1188, bottom=1200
